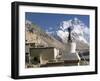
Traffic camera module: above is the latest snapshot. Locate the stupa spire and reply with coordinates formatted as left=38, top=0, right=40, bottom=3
left=68, top=27, right=72, bottom=42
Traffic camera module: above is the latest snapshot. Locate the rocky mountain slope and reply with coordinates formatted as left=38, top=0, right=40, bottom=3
left=25, top=20, right=66, bottom=51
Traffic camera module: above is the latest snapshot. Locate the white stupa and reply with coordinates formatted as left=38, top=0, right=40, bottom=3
left=67, top=27, right=76, bottom=53
left=62, top=26, right=80, bottom=65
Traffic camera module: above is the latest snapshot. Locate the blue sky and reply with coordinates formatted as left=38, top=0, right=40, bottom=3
left=25, top=12, right=89, bottom=31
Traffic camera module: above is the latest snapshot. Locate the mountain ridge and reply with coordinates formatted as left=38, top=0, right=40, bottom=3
left=26, top=19, right=89, bottom=52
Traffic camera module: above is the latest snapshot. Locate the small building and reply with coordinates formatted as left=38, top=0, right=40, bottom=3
left=25, top=42, right=47, bottom=64
left=30, top=47, right=59, bottom=65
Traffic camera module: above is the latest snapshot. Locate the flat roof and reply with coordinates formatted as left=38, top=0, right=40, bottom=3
left=30, top=47, right=56, bottom=49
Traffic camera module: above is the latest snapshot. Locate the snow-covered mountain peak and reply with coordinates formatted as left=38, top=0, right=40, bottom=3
left=56, top=17, right=89, bottom=44
left=45, top=17, right=89, bottom=45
